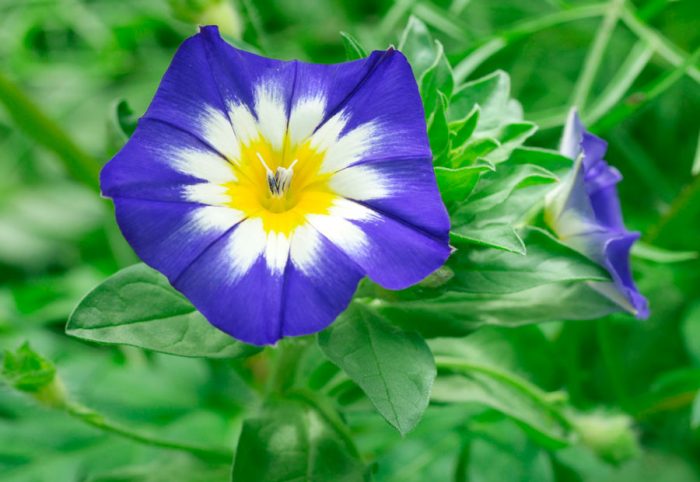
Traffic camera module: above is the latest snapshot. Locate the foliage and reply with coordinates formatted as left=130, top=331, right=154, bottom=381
left=0, top=0, right=698, bottom=481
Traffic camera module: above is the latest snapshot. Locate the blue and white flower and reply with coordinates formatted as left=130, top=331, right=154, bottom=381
left=101, top=26, right=451, bottom=345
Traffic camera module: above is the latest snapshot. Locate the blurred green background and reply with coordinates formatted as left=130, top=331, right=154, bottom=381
left=0, top=0, right=698, bottom=480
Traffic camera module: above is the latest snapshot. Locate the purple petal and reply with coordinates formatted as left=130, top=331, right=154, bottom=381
left=547, top=109, right=648, bottom=319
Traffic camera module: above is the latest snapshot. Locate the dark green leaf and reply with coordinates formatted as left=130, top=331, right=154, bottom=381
left=318, top=302, right=436, bottom=435
left=67, top=264, right=259, bottom=359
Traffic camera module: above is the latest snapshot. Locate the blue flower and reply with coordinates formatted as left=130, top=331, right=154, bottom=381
left=545, top=109, right=648, bottom=319
left=101, top=26, right=451, bottom=345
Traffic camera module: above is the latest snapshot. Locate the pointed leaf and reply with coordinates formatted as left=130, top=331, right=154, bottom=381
left=340, top=31, right=368, bottom=60
left=67, top=264, right=259, bottom=359
left=318, top=302, right=436, bottom=435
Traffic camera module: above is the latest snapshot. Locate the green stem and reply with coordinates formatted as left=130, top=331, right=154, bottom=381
left=591, top=47, right=700, bottom=132
left=288, top=388, right=361, bottom=459
left=453, top=4, right=608, bottom=83
left=434, top=356, right=573, bottom=429
left=570, top=0, right=626, bottom=110
left=64, top=401, right=233, bottom=462
left=0, top=72, right=100, bottom=190
left=621, top=5, right=700, bottom=84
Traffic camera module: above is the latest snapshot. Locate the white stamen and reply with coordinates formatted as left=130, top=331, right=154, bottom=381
left=256, top=152, right=296, bottom=197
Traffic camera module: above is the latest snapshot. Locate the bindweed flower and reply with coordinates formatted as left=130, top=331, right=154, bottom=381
left=545, top=109, right=648, bottom=318
left=101, top=26, right=451, bottom=345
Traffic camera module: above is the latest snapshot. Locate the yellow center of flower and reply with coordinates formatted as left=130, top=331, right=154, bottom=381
left=222, top=134, right=337, bottom=236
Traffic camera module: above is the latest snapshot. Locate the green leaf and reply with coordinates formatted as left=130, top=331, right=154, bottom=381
left=451, top=223, right=526, bottom=255
left=107, top=99, right=138, bottom=152
left=340, top=31, right=368, bottom=60
left=398, top=16, right=437, bottom=78
left=459, top=419, right=556, bottom=482
left=2, top=342, right=56, bottom=392
left=231, top=399, right=367, bottom=482
left=428, top=92, right=449, bottom=164
left=67, top=264, right=260, bottom=359
left=318, top=301, right=436, bottom=435
left=446, top=162, right=557, bottom=253
left=447, top=228, right=610, bottom=294
left=450, top=106, right=480, bottom=148
left=374, top=282, right=621, bottom=339
left=419, top=40, right=454, bottom=116
left=449, top=71, right=521, bottom=131
left=435, top=164, right=492, bottom=206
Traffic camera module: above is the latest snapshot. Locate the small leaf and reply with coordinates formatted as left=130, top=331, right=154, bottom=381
left=435, top=164, right=491, bottom=205
left=2, top=342, right=55, bottom=392
left=231, top=399, right=367, bottom=481
left=428, top=92, right=450, bottom=164
left=318, top=301, right=436, bottom=435
left=67, top=264, right=260, bottom=359
left=451, top=223, right=526, bottom=255
left=340, top=31, right=368, bottom=60
left=450, top=106, right=480, bottom=147
left=398, top=16, right=437, bottom=78
left=419, top=40, right=454, bottom=115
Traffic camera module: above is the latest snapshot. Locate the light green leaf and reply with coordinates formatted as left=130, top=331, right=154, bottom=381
left=340, top=31, right=368, bottom=60
left=449, top=71, right=522, bottom=132
left=428, top=91, right=449, bottom=164
left=374, top=282, right=621, bottom=339
left=231, top=399, right=367, bottom=482
left=1, top=342, right=56, bottom=393
left=435, top=164, right=492, bottom=206
left=318, top=301, right=436, bottom=435
left=447, top=227, right=610, bottom=294
left=419, top=40, right=454, bottom=116
left=450, top=106, right=480, bottom=148
left=398, top=16, right=437, bottom=78
left=451, top=223, right=526, bottom=255
left=446, top=163, right=557, bottom=253
left=67, top=264, right=259, bottom=359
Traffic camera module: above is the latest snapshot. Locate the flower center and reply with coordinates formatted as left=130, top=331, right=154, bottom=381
left=257, top=152, right=297, bottom=198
